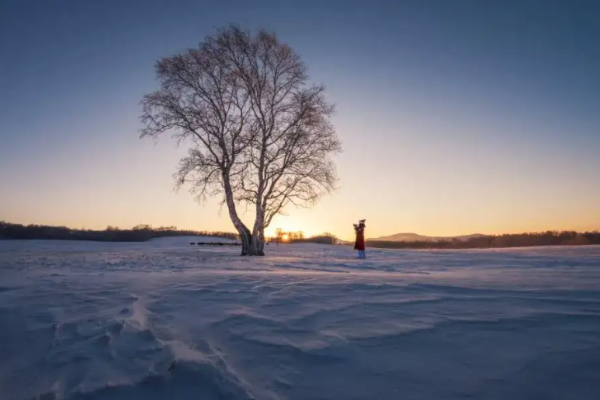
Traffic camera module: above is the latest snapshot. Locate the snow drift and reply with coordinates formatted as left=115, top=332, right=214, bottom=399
left=1, top=241, right=599, bottom=400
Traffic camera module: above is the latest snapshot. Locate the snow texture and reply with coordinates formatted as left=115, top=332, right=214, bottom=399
left=1, top=238, right=600, bottom=400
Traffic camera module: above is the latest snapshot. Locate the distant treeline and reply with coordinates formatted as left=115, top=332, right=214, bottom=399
left=366, top=231, right=600, bottom=249
left=3, top=221, right=597, bottom=249
left=270, top=229, right=339, bottom=245
left=0, top=221, right=238, bottom=242
left=291, top=233, right=339, bottom=245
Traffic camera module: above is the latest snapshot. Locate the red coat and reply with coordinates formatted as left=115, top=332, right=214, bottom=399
left=354, top=226, right=365, bottom=251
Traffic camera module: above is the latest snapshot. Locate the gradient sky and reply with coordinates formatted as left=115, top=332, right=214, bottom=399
left=1, top=0, right=599, bottom=240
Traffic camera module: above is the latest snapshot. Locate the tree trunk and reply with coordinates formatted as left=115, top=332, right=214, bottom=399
left=248, top=232, right=265, bottom=256
left=223, top=176, right=255, bottom=256
left=239, top=226, right=252, bottom=256
left=222, top=173, right=266, bottom=257
left=250, top=204, right=266, bottom=256
left=257, top=227, right=266, bottom=255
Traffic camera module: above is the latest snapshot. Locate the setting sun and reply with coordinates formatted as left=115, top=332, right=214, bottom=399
left=265, top=215, right=320, bottom=239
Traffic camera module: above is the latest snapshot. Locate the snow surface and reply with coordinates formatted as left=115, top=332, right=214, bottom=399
left=1, top=240, right=600, bottom=400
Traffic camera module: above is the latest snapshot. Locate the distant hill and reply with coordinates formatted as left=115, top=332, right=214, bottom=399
left=369, top=233, right=486, bottom=242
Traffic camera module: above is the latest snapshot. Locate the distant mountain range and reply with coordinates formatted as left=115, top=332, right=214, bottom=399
left=369, top=233, right=486, bottom=242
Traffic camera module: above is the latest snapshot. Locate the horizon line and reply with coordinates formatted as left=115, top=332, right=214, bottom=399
left=1, top=219, right=598, bottom=239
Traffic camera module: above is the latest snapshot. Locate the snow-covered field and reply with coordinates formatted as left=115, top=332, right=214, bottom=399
left=1, top=239, right=600, bottom=400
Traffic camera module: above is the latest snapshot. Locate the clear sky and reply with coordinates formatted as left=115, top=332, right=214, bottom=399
left=1, top=0, right=599, bottom=240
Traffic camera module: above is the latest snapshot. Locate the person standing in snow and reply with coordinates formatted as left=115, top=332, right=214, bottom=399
left=354, top=219, right=366, bottom=259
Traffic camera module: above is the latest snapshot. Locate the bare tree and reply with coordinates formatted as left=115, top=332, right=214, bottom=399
left=140, top=25, right=341, bottom=255
left=274, top=228, right=283, bottom=245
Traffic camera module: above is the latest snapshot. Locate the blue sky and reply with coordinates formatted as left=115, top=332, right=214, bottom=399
left=1, top=0, right=599, bottom=239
